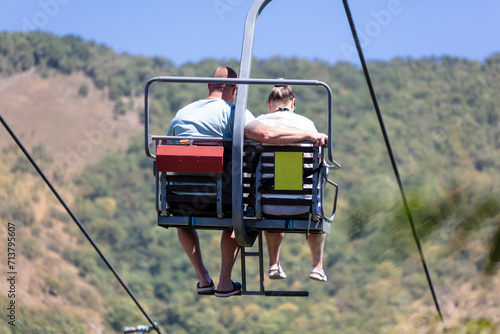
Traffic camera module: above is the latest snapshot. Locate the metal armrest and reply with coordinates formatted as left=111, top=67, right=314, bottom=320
left=319, top=162, right=340, bottom=223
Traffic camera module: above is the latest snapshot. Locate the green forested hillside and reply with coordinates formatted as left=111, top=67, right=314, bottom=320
left=1, top=32, right=499, bottom=333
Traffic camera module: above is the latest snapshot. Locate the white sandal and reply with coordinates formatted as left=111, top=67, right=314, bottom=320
left=268, top=264, right=287, bottom=279
left=309, top=267, right=327, bottom=282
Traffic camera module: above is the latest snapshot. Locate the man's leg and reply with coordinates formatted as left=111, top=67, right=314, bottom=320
left=217, top=230, right=240, bottom=291
left=177, top=228, right=211, bottom=287
left=306, top=233, right=325, bottom=270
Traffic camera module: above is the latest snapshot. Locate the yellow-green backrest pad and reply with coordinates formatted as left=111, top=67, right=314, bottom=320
left=274, top=152, right=303, bottom=190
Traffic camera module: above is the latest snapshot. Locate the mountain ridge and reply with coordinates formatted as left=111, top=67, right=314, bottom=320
left=0, top=32, right=499, bottom=333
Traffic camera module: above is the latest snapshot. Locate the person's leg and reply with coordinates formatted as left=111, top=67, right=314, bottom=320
left=264, top=231, right=285, bottom=269
left=177, top=228, right=211, bottom=287
left=307, top=233, right=325, bottom=270
left=217, top=230, right=240, bottom=292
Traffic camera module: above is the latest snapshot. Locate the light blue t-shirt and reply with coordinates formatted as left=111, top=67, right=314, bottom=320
left=167, top=99, right=255, bottom=138
left=166, top=98, right=255, bottom=197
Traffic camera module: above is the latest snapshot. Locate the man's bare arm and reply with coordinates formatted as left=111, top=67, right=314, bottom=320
left=244, top=120, right=327, bottom=147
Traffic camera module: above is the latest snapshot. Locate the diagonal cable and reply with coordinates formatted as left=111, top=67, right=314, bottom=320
left=341, top=0, right=445, bottom=326
left=0, top=113, right=163, bottom=334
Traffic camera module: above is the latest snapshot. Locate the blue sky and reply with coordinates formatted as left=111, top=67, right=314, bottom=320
left=1, top=0, right=500, bottom=66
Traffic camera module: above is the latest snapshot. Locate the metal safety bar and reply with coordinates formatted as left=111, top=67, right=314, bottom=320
left=144, top=76, right=336, bottom=163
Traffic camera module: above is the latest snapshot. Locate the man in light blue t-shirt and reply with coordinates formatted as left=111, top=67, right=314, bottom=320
left=167, top=92, right=255, bottom=139
left=167, top=67, right=328, bottom=297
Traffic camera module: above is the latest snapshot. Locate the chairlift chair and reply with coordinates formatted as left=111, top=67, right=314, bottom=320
left=144, top=0, right=341, bottom=296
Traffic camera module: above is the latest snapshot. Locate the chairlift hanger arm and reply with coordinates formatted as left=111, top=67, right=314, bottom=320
left=233, top=0, right=271, bottom=247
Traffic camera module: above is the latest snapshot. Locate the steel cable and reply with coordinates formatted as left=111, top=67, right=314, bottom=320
left=341, top=0, right=445, bottom=326
left=0, top=113, right=163, bottom=334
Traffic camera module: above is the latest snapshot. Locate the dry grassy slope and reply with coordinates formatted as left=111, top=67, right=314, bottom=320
left=0, top=69, right=499, bottom=333
left=0, top=69, right=143, bottom=333
left=0, top=165, right=106, bottom=332
left=0, top=69, right=142, bottom=171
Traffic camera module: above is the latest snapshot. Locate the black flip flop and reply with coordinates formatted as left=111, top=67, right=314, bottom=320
left=214, top=281, right=242, bottom=298
left=197, top=280, right=215, bottom=295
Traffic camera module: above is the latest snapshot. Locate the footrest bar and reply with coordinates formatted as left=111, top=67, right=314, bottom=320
left=265, top=291, right=309, bottom=297
left=241, top=291, right=309, bottom=297
left=243, top=251, right=260, bottom=256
